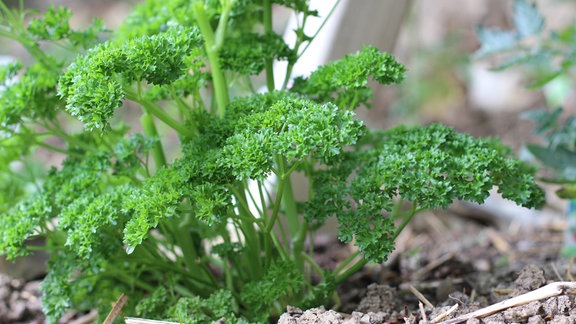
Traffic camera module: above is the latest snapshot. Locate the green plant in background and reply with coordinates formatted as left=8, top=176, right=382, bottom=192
left=0, top=0, right=544, bottom=322
left=476, top=0, right=576, bottom=255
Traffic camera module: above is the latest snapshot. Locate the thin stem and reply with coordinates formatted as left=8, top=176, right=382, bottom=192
left=297, top=0, right=341, bottom=60
left=292, top=221, right=308, bottom=271
left=263, top=0, right=275, bottom=91
left=39, top=120, right=92, bottom=151
left=193, top=2, right=229, bottom=117
left=278, top=158, right=299, bottom=239
left=35, top=141, right=79, bottom=157
left=124, top=88, right=193, bottom=138
left=334, top=250, right=360, bottom=275
left=335, top=255, right=367, bottom=284
left=300, top=251, right=325, bottom=280
left=265, top=177, right=285, bottom=233
left=140, top=112, right=167, bottom=169
left=392, top=200, right=418, bottom=241
left=168, top=86, right=199, bottom=135
left=281, top=0, right=341, bottom=90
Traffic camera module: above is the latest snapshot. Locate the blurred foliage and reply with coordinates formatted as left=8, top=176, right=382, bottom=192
left=477, top=0, right=576, bottom=198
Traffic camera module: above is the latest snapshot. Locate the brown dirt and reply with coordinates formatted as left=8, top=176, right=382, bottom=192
left=279, top=208, right=576, bottom=324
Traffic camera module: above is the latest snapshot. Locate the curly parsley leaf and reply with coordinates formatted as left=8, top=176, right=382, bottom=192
left=220, top=32, right=295, bottom=75
left=58, top=26, right=203, bottom=131
left=241, top=260, right=304, bottom=321
left=291, top=46, right=406, bottom=110
left=220, top=92, right=364, bottom=180
left=308, top=124, right=545, bottom=262
left=27, top=5, right=105, bottom=49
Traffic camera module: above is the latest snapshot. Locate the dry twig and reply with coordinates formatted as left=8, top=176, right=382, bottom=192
left=419, top=301, right=428, bottom=323
left=125, top=318, right=179, bottom=324
left=408, top=284, right=434, bottom=309
left=437, top=282, right=576, bottom=324
left=431, top=304, right=458, bottom=323
left=103, top=293, right=128, bottom=324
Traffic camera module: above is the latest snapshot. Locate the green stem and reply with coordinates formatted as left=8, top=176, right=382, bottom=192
left=296, top=0, right=341, bottom=60
left=281, top=0, right=341, bottom=90
left=278, top=158, right=300, bottom=244
left=35, top=141, right=80, bottom=157
left=392, top=200, right=418, bottom=241
left=335, top=254, right=367, bottom=284
left=125, top=88, right=193, bottom=138
left=263, top=0, right=275, bottom=91
left=291, top=221, right=308, bottom=271
left=265, top=177, right=285, bottom=233
left=39, top=121, right=92, bottom=152
left=193, top=2, right=229, bottom=117
left=168, top=86, right=199, bottom=135
left=214, top=0, right=234, bottom=49
left=300, top=251, right=324, bottom=280
left=140, top=113, right=167, bottom=169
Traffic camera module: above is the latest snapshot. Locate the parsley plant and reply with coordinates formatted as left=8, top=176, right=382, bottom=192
left=0, top=0, right=544, bottom=322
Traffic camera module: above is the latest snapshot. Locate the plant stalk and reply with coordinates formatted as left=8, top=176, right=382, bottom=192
left=263, top=0, right=275, bottom=91
left=193, top=2, right=229, bottom=117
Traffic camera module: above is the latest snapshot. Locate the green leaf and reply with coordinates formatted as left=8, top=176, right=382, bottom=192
left=308, top=124, right=545, bottom=263
left=219, top=32, right=295, bottom=75
left=526, top=144, right=576, bottom=180
left=166, top=290, right=248, bottom=324
left=291, top=46, right=405, bottom=110
left=219, top=92, right=364, bottom=180
left=475, top=26, right=517, bottom=57
left=58, top=26, right=203, bottom=131
left=513, top=0, right=544, bottom=38
left=521, top=107, right=562, bottom=135
left=240, top=260, right=304, bottom=321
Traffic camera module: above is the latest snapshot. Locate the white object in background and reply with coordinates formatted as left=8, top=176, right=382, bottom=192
left=469, top=61, right=537, bottom=113
left=275, top=0, right=409, bottom=89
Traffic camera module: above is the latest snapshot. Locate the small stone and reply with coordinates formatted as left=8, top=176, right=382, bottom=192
left=0, top=285, right=10, bottom=300
left=527, top=315, right=545, bottom=324
left=7, top=299, right=26, bottom=321
left=287, top=305, right=303, bottom=316
left=277, top=313, right=298, bottom=324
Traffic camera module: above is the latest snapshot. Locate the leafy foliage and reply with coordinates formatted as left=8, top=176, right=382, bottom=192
left=0, top=0, right=545, bottom=323
left=292, top=46, right=406, bottom=110
left=475, top=0, right=568, bottom=87
left=58, top=25, right=203, bottom=131
left=308, top=124, right=544, bottom=262
left=476, top=0, right=576, bottom=198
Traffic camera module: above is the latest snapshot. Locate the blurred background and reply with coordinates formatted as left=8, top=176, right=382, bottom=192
left=2, top=0, right=572, bottom=141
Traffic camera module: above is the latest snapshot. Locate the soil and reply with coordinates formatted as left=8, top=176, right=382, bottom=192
left=279, top=207, right=576, bottom=324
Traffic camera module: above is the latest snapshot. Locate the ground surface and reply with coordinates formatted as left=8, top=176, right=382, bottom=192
left=279, top=207, right=576, bottom=324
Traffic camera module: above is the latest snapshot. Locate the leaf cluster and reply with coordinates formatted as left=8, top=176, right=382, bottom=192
left=292, top=46, right=406, bottom=110
left=58, top=26, right=203, bottom=131
left=308, top=124, right=544, bottom=262
left=27, top=6, right=104, bottom=49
